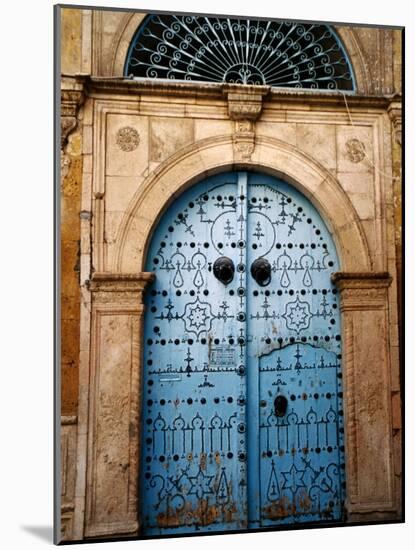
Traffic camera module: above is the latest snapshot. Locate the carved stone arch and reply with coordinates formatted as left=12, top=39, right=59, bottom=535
left=81, top=130, right=397, bottom=541
left=335, top=26, right=372, bottom=94
left=114, top=134, right=371, bottom=274
left=110, top=12, right=147, bottom=76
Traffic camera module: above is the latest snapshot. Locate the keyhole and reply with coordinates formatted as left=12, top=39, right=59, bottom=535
left=274, top=395, right=288, bottom=417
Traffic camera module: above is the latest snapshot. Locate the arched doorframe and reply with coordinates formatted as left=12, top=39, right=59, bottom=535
left=79, top=135, right=397, bottom=539
left=115, top=134, right=371, bottom=273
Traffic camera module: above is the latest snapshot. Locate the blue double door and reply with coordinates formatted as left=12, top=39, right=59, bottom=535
left=141, top=171, right=345, bottom=535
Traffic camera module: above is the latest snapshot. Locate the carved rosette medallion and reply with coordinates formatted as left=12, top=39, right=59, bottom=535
left=345, top=138, right=366, bottom=163
left=116, top=126, right=140, bottom=152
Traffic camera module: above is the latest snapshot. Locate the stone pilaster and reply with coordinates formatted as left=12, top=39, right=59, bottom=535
left=60, top=415, right=78, bottom=541
left=388, top=98, right=402, bottom=358
left=60, top=75, right=86, bottom=541
left=331, top=272, right=397, bottom=520
left=83, top=273, right=154, bottom=538
left=388, top=97, right=403, bottom=520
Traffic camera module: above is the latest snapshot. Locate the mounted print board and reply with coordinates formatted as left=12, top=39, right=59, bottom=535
left=55, top=3, right=403, bottom=544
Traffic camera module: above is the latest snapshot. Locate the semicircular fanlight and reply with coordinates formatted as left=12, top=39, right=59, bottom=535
left=124, top=15, right=355, bottom=91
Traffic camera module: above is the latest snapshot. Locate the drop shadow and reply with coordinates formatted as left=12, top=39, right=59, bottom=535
left=20, top=525, right=53, bottom=543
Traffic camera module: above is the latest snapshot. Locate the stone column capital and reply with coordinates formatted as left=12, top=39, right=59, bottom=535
left=331, top=271, right=392, bottom=289
left=60, top=76, right=85, bottom=149
left=331, top=272, right=392, bottom=311
left=89, top=272, right=155, bottom=304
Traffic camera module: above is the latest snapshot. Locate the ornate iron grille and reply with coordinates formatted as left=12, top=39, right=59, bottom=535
left=125, top=15, right=355, bottom=90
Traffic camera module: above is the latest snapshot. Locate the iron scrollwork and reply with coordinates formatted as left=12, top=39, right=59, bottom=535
left=125, top=15, right=355, bottom=91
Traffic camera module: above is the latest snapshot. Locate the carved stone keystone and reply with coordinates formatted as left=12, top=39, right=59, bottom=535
left=224, top=84, right=270, bottom=161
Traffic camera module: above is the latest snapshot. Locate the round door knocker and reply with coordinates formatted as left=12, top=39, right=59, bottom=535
left=251, top=257, right=271, bottom=286
left=213, top=256, right=235, bottom=285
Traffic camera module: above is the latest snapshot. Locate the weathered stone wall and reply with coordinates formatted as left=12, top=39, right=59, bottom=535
left=390, top=30, right=403, bottom=507
left=58, top=6, right=403, bottom=541
left=61, top=127, right=82, bottom=417
left=61, top=8, right=83, bottom=417
left=60, top=9, right=84, bottom=541
left=61, top=8, right=82, bottom=75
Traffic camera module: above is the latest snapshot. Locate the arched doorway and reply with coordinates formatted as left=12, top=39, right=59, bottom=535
left=140, top=170, right=345, bottom=534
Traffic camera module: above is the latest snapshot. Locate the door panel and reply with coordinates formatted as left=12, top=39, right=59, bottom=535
left=245, top=173, right=345, bottom=526
left=141, top=174, right=248, bottom=534
left=258, top=345, right=343, bottom=524
left=142, top=171, right=344, bottom=535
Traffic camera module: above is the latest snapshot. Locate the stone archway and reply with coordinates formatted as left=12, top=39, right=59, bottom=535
left=140, top=169, right=347, bottom=533
left=76, top=132, right=397, bottom=539
left=114, top=134, right=372, bottom=274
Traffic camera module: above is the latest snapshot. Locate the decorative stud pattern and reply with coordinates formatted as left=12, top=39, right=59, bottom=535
left=141, top=171, right=344, bottom=534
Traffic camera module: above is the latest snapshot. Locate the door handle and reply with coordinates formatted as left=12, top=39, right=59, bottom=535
left=274, top=395, right=288, bottom=417
left=251, top=257, right=271, bottom=286
left=213, top=256, right=235, bottom=285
